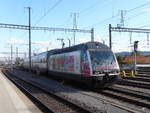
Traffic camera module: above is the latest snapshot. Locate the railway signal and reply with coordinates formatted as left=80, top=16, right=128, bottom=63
left=134, top=41, right=139, bottom=74
left=134, top=41, right=139, bottom=52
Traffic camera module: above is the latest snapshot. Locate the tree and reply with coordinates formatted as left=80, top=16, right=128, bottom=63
left=131, top=51, right=141, bottom=56
left=116, top=55, right=124, bottom=64
left=136, top=51, right=141, bottom=56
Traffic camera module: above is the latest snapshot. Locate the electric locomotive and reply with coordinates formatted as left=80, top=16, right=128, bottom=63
left=22, top=41, right=120, bottom=88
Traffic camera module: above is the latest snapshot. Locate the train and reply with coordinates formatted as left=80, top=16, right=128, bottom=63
left=22, top=41, right=120, bottom=88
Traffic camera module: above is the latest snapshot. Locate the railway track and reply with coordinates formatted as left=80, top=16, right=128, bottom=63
left=137, top=68, right=150, bottom=75
left=124, top=76, right=150, bottom=82
left=105, top=68, right=150, bottom=111
left=101, top=86, right=150, bottom=109
left=117, top=79, right=150, bottom=89
left=136, top=74, right=150, bottom=78
left=138, top=72, right=150, bottom=74
left=4, top=68, right=149, bottom=113
left=118, top=68, right=150, bottom=89
left=2, top=69, right=91, bottom=113
left=75, top=86, right=149, bottom=113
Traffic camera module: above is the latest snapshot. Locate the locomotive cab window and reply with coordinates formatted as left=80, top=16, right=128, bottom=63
left=88, top=49, right=118, bottom=73
left=89, top=49, right=116, bottom=64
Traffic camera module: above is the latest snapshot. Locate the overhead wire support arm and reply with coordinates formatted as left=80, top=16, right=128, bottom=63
left=109, top=24, right=150, bottom=50
left=111, top=26, right=150, bottom=34
left=31, top=26, right=91, bottom=33
left=0, top=52, right=25, bottom=54
left=0, top=23, right=94, bottom=42
left=31, top=26, right=94, bottom=41
left=0, top=23, right=91, bottom=33
left=0, top=23, right=28, bottom=30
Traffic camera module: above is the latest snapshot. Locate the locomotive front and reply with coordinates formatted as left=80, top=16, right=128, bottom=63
left=86, top=42, right=120, bottom=87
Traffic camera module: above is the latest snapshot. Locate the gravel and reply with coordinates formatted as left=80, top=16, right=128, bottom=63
left=7, top=69, right=141, bottom=113
left=16, top=79, right=80, bottom=113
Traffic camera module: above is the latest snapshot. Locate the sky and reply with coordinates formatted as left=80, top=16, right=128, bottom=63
left=0, top=0, right=150, bottom=60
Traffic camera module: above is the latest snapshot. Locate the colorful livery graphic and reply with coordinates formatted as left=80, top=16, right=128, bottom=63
left=49, top=51, right=81, bottom=74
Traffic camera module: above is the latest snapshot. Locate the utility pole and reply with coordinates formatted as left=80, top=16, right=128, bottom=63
left=120, top=10, right=125, bottom=27
left=109, top=24, right=112, bottom=49
left=16, top=47, right=18, bottom=58
left=72, top=13, right=78, bottom=45
left=117, top=10, right=126, bottom=27
left=147, top=33, right=149, bottom=45
left=26, top=7, right=32, bottom=71
left=129, top=32, right=132, bottom=44
left=11, top=45, right=13, bottom=66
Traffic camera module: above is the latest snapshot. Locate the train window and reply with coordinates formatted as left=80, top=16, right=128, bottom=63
left=89, top=50, right=116, bottom=65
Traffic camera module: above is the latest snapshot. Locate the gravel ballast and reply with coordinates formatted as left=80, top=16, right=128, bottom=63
left=6, top=69, right=143, bottom=113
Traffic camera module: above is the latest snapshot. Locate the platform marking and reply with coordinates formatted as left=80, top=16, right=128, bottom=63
left=0, top=71, right=31, bottom=113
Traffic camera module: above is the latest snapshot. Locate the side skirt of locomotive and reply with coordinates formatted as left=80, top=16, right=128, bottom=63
left=48, top=70, right=120, bottom=88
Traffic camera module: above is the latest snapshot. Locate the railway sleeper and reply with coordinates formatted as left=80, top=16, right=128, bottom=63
left=101, top=90, right=150, bottom=109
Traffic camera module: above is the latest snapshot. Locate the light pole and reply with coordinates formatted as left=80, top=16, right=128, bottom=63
left=11, top=45, right=13, bottom=66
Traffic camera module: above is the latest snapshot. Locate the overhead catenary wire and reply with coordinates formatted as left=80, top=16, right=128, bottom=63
left=127, top=11, right=147, bottom=21
left=34, top=0, right=63, bottom=26
left=84, top=1, right=150, bottom=28
left=135, top=19, right=150, bottom=28
left=84, top=15, right=119, bottom=29
left=79, top=0, right=110, bottom=14
left=57, top=17, right=72, bottom=27
left=125, top=1, right=150, bottom=25
left=127, top=1, right=150, bottom=13
left=127, top=11, right=150, bottom=28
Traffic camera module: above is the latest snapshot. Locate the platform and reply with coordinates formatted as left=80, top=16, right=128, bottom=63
left=0, top=71, right=42, bottom=113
